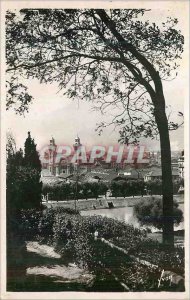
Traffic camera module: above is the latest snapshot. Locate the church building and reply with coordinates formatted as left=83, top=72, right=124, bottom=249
left=41, top=136, right=89, bottom=177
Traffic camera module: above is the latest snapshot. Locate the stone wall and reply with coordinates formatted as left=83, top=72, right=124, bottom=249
left=45, top=196, right=153, bottom=211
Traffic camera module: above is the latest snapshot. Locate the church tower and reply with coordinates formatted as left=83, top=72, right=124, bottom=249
left=48, top=137, right=57, bottom=175
left=73, top=135, right=81, bottom=152
left=73, top=135, right=82, bottom=173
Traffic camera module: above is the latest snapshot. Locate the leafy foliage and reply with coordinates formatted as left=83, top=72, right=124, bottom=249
left=20, top=207, right=184, bottom=277
left=6, top=132, right=42, bottom=212
left=20, top=209, right=43, bottom=240
left=146, top=179, right=182, bottom=195
left=6, top=132, right=43, bottom=290
left=42, top=181, right=108, bottom=200
left=133, top=197, right=183, bottom=230
left=6, top=9, right=184, bottom=142
left=6, top=76, right=33, bottom=114
left=24, top=131, right=41, bottom=170
left=5, top=8, right=184, bottom=245
left=42, top=179, right=181, bottom=200
left=110, top=179, right=145, bottom=197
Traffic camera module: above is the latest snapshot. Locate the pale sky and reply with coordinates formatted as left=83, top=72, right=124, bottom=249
left=5, top=8, right=188, bottom=153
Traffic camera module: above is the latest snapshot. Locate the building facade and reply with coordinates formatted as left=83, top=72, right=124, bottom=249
left=41, top=136, right=90, bottom=177
left=178, top=150, right=184, bottom=179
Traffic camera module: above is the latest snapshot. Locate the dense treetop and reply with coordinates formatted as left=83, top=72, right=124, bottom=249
left=6, top=9, right=184, bottom=143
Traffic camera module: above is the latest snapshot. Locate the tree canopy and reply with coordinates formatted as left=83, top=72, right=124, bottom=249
left=6, top=9, right=184, bottom=143
left=6, top=132, right=42, bottom=210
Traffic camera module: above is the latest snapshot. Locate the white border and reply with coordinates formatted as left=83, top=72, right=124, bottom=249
left=1, top=1, right=189, bottom=299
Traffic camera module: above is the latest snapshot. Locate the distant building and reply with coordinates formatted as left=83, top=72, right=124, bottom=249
left=144, top=168, right=179, bottom=182
left=171, top=157, right=179, bottom=169
left=178, top=150, right=184, bottom=179
left=118, top=168, right=146, bottom=180
left=82, top=169, right=118, bottom=183
left=41, top=136, right=88, bottom=178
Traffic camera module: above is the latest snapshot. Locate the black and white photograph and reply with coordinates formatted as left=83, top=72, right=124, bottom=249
left=0, top=1, right=189, bottom=299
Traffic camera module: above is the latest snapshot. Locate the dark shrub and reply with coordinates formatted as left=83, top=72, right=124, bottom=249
left=133, top=196, right=183, bottom=230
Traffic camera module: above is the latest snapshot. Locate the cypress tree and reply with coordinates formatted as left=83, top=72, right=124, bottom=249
left=24, top=131, right=41, bottom=171
left=6, top=132, right=42, bottom=290
left=23, top=132, right=42, bottom=208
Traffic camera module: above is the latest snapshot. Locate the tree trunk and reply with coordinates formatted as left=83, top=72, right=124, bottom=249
left=154, top=103, right=174, bottom=246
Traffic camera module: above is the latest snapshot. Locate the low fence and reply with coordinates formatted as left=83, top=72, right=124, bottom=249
left=43, top=196, right=154, bottom=211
